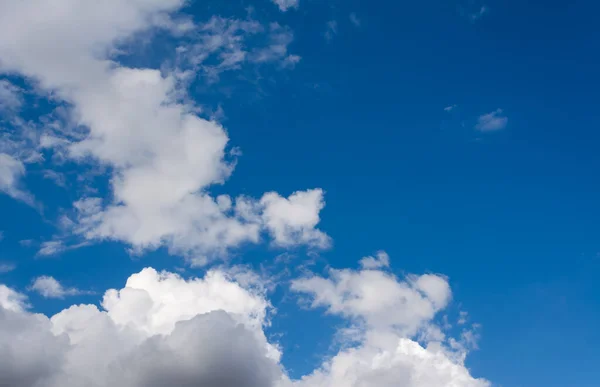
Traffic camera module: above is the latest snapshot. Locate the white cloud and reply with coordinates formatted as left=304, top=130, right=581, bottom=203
left=458, top=311, right=469, bottom=325
left=0, top=262, right=16, bottom=273
left=0, top=153, right=35, bottom=205
left=444, top=104, right=457, bottom=112
left=291, top=335, right=489, bottom=387
left=475, top=108, right=507, bottom=132
left=291, top=267, right=450, bottom=336
left=325, top=20, right=338, bottom=42
left=260, top=189, right=330, bottom=249
left=0, top=267, right=283, bottom=387
left=251, top=23, right=300, bottom=67
left=173, top=16, right=299, bottom=83
left=37, top=241, right=66, bottom=257
left=470, top=6, right=489, bottom=22
left=290, top=258, right=489, bottom=387
left=30, top=276, right=88, bottom=299
left=43, top=169, right=67, bottom=187
left=0, top=259, right=488, bottom=387
left=0, top=284, right=29, bottom=312
left=350, top=13, right=361, bottom=27
left=272, top=0, right=299, bottom=12
left=0, top=79, right=22, bottom=112
left=359, top=250, right=390, bottom=269
left=0, top=0, right=323, bottom=262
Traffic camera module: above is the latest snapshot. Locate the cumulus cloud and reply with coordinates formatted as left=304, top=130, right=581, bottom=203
left=30, top=276, right=89, bottom=299
left=260, top=189, right=330, bottom=249
left=291, top=266, right=451, bottom=336
left=0, top=259, right=488, bottom=387
left=0, top=284, right=29, bottom=312
left=0, top=153, right=35, bottom=205
left=0, top=267, right=283, bottom=387
left=0, top=0, right=324, bottom=262
left=290, top=258, right=489, bottom=387
left=475, top=109, right=507, bottom=131
left=272, top=0, right=299, bottom=12
left=359, top=250, right=390, bottom=269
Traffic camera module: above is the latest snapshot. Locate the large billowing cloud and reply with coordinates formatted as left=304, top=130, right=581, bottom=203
left=0, top=0, right=325, bottom=262
left=0, top=267, right=284, bottom=387
left=0, top=259, right=488, bottom=387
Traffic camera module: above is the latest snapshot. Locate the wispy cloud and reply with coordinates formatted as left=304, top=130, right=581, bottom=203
left=349, top=13, right=361, bottom=27
left=475, top=108, right=508, bottom=132
left=0, top=153, right=35, bottom=206
left=0, top=80, right=22, bottom=112
left=470, top=6, right=489, bottom=21
left=325, top=20, right=338, bottom=42
left=29, top=275, right=93, bottom=299
left=0, top=262, right=16, bottom=273
left=272, top=0, right=298, bottom=12
left=36, top=240, right=89, bottom=257
left=444, top=104, right=457, bottom=112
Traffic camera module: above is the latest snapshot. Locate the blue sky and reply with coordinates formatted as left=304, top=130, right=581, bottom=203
left=1, top=1, right=599, bottom=386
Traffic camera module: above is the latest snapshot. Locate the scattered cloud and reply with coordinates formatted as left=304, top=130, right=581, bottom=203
left=272, top=0, right=299, bottom=12
left=475, top=108, right=508, bottom=132
left=0, top=262, right=15, bottom=273
left=289, top=258, right=488, bottom=386
left=0, top=153, right=35, bottom=206
left=292, top=266, right=451, bottom=336
left=19, top=239, right=34, bottom=247
left=42, top=169, right=67, bottom=187
left=325, top=20, right=338, bottom=42
left=251, top=23, right=300, bottom=68
left=470, top=6, right=489, bottom=22
left=359, top=250, right=390, bottom=269
left=444, top=104, right=457, bottom=112
left=30, top=276, right=90, bottom=299
left=350, top=12, right=361, bottom=27
left=0, top=284, right=29, bottom=312
left=259, top=189, right=331, bottom=249
left=458, top=311, right=469, bottom=325
left=1, top=267, right=281, bottom=387
left=37, top=241, right=66, bottom=257
left=0, top=261, right=488, bottom=387
left=0, top=0, right=320, bottom=264
left=0, top=79, right=22, bottom=112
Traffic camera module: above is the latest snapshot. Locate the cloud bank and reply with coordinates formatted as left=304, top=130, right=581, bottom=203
left=1, top=261, right=488, bottom=387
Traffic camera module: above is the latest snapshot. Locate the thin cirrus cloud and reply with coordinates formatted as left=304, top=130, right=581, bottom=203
left=475, top=108, right=508, bottom=132
left=325, top=20, right=338, bottom=42
left=350, top=12, right=361, bottom=27
left=0, top=262, right=16, bottom=274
